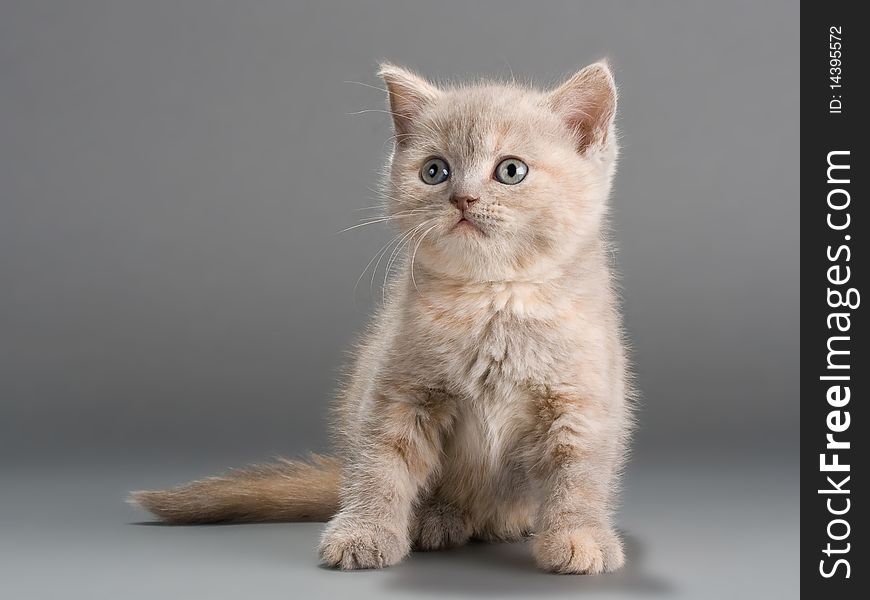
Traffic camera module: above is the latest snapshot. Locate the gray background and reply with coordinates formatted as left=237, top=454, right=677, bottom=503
left=0, top=1, right=799, bottom=599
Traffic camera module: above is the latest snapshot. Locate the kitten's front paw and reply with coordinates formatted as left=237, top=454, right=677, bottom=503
left=410, top=501, right=471, bottom=551
left=532, top=525, right=625, bottom=574
left=319, top=515, right=409, bottom=570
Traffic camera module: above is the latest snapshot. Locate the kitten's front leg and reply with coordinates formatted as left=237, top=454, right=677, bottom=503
left=531, top=388, right=626, bottom=574
left=319, top=383, right=450, bottom=570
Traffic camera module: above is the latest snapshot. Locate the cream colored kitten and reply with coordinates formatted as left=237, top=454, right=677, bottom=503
left=131, top=61, right=633, bottom=575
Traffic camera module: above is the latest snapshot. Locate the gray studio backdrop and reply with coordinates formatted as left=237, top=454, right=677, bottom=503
left=1, top=2, right=798, bottom=599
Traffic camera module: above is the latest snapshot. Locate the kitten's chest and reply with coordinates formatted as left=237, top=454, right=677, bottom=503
left=461, top=312, right=549, bottom=396
left=412, top=285, right=568, bottom=396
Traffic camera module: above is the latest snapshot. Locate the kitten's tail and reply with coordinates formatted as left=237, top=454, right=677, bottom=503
left=128, top=453, right=341, bottom=524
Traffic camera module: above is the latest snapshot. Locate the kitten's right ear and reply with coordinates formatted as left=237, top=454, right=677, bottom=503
left=548, top=61, right=618, bottom=154
left=378, top=63, right=440, bottom=144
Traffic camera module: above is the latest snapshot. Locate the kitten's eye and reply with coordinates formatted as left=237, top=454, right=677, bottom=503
left=494, top=158, right=528, bottom=185
left=420, top=157, right=450, bottom=185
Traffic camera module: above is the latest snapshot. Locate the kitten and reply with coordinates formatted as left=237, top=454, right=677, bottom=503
left=130, top=61, right=633, bottom=575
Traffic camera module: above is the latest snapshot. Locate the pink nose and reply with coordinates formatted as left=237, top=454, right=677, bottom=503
left=450, top=195, right=479, bottom=211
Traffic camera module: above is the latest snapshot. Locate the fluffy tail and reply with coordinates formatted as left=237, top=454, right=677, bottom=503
left=128, top=454, right=341, bottom=524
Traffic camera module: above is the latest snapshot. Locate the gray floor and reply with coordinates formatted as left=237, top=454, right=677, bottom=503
left=2, top=451, right=798, bottom=600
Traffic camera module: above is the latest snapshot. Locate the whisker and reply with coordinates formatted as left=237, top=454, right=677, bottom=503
left=375, top=223, right=425, bottom=298
left=347, top=108, right=405, bottom=118
left=353, top=230, right=404, bottom=303
left=383, top=219, right=435, bottom=304
left=370, top=186, right=416, bottom=206
left=337, top=209, right=430, bottom=234
left=342, top=80, right=421, bottom=107
left=410, top=223, right=440, bottom=291
left=337, top=218, right=393, bottom=234
left=342, top=80, right=389, bottom=94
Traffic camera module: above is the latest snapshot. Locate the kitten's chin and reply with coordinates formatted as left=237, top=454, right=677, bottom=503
left=419, top=242, right=565, bottom=284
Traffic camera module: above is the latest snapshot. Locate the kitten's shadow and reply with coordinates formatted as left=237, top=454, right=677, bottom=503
left=131, top=520, right=671, bottom=595
left=357, top=532, right=671, bottom=597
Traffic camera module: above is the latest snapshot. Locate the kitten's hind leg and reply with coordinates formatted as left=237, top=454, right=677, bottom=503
left=410, top=495, right=472, bottom=551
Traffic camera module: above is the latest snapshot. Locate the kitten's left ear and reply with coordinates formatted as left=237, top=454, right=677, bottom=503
left=547, top=61, right=617, bottom=154
left=378, top=63, right=440, bottom=145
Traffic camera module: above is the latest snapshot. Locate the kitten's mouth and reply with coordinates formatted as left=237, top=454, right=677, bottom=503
left=452, top=216, right=481, bottom=234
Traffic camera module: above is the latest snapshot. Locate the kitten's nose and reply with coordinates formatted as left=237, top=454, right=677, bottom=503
left=450, top=195, right=479, bottom=211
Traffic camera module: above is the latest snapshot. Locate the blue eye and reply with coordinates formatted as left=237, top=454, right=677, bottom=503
left=494, top=158, right=528, bottom=185
left=420, top=157, right=450, bottom=185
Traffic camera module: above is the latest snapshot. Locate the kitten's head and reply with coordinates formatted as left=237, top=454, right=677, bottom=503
left=379, top=62, right=618, bottom=282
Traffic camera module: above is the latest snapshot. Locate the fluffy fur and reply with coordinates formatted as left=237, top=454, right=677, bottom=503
left=130, top=61, right=633, bottom=575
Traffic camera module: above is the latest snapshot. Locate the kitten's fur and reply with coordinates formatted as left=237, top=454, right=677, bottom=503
left=131, top=61, right=633, bottom=575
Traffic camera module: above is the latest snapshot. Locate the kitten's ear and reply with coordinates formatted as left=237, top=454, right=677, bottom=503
left=378, top=63, right=440, bottom=144
left=547, top=61, right=617, bottom=154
